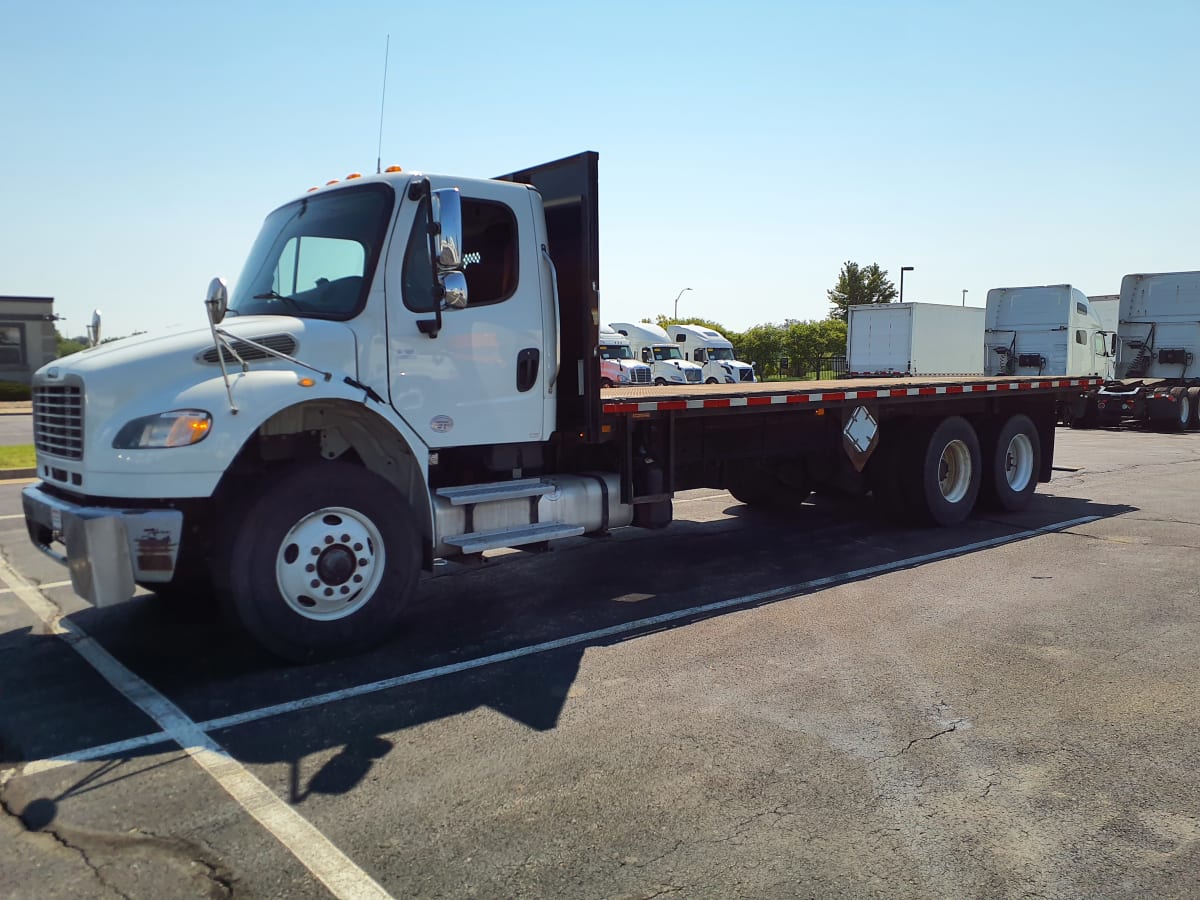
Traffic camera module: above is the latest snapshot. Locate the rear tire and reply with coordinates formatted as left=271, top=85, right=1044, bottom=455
left=1188, top=387, right=1200, bottom=430
left=980, top=414, right=1041, bottom=512
left=220, top=462, right=421, bottom=662
left=909, top=417, right=982, bottom=527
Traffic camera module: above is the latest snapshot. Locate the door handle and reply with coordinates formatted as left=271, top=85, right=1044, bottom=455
left=516, top=348, right=540, bottom=392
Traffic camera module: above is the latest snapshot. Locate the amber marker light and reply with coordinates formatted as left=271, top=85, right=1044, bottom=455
left=298, top=377, right=316, bottom=388
left=346, top=173, right=362, bottom=180
left=307, top=187, right=319, bottom=193
left=384, top=165, right=403, bottom=173
left=326, top=179, right=340, bottom=185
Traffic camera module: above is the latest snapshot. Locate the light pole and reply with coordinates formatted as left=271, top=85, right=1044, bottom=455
left=899, top=267, right=914, bottom=304
left=962, top=289, right=968, bottom=307
left=673, top=287, right=692, bottom=320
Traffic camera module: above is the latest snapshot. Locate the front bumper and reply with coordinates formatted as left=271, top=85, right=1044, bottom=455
left=22, top=483, right=183, bottom=607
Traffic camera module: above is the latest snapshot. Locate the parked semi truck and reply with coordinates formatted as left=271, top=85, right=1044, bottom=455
left=984, top=285, right=1115, bottom=380
left=598, top=325, right=652, bottom=387
left=22, top=152, right=1098, bottom=661
left=666, top=324, right=756, bottom=383
left=607, top=321, right=703, bottom=385
left=846, top=302, right=985, bottom=377
left=1083, top=271, right=1200, bottom=430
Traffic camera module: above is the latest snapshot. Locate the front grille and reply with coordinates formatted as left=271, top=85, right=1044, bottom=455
left=631, top=368, right=651, bottom=384
left=739, top=368, right=754, bottom=382
left=685, top=369, right=702, bottom=383
left=200, top=333, right=298, bottom=364
left=34, top=385, right=84, bottom=460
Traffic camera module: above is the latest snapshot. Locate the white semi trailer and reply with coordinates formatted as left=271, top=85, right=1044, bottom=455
left=846, top=302, right=985, bottom=377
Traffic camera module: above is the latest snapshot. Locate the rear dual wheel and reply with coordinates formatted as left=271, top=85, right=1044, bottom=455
left=872, top=416, right=982, bottom=527
left=980, top=414, right=1041, bottom=512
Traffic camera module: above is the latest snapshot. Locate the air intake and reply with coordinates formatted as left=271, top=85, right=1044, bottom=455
left=200, top=333, right=298, bottom=364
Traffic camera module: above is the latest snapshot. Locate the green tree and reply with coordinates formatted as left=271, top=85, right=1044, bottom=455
left=827, top=261, right=897, bottom=321
left=54, top=327, right=87, bottom=358
left=736, top=323, right=787, bottom=378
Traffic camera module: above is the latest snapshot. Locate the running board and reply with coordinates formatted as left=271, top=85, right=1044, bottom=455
left=441, top=522, right=585, bottom=555
left=436, top=478, right=553, bottom=506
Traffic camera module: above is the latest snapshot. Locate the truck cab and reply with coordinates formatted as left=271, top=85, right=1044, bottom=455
left=666, top=324, right=755, bottom=383
left=608, top=322, right=702, bottom=386
left=985, top=285, right=1115, bottom=380
left=598, top=325, right=652, bottom=387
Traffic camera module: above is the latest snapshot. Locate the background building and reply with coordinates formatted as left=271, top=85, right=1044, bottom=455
left=0, top=296, right=58, bottom=383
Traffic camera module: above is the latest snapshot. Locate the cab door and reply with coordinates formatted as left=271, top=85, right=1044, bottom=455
left=385, top=178, right=546, bottom=448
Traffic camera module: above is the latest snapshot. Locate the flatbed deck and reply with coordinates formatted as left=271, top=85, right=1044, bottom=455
left=601, top=375, right=1101, bottom=414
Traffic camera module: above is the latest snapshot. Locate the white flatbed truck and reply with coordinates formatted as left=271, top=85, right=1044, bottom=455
left=23, top=152, right=1100, bottom=660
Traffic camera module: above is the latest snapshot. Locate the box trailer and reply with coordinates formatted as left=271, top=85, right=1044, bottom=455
left=847, top=302, right=984, bottom=377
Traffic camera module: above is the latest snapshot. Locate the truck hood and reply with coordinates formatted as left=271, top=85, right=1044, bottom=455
left=36, top=317, right=360, bottom=433
left=39, top=317, right=355, bottom=379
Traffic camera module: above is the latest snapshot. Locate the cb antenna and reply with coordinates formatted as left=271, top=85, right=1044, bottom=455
left=376, top=34, right=390, bottom=174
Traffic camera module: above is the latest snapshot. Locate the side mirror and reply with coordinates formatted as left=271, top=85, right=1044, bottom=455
left=431, top=188, right=463, bottom=269
left=205, top=277, right=229, bottom=325
left=88, top=309, right=102, bottom=347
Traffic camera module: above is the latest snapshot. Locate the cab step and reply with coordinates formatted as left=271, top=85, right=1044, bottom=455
left=435, top=478, right=553, bottom=506
left=441, top=522, right=585, bottom=555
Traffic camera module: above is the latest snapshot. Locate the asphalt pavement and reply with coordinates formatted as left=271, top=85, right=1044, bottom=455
left=1, top=427, right=1197, bottom=898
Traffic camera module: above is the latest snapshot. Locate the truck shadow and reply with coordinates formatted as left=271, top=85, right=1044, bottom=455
left=2, top=491, right=1135, bottom=807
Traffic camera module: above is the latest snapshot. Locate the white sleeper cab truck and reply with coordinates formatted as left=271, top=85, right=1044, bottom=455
left=666, top=324, right=756, bottom=383
left=608, top=321, right=702, bottom=386
left=1086, top=271, right=1200, bottom=430
left=23, top=151, right=1100, bottom=662
left=598, top=325, right=651, bottom=387
left=846, top=302, right=984, bottom=377
left=984, top=285, right=1114, bottom=381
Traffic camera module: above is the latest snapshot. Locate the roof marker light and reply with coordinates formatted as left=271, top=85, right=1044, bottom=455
left=385, top=165, right=403, bottom=173
left=307, top=187, right=319, bottom=193
left=326, top=179, right=340, bottom=186
left=346, top=172, right=362, bottom=180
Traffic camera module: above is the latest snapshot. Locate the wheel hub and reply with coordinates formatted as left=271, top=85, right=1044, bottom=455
left=275, top=508, right=385, bottom=621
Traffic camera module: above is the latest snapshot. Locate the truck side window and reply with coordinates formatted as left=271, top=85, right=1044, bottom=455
left=461, top=200, right=518, bottom=306
left=1094, top=333, right=1109, bottom=356
left=402, top=197, right=518, bottom=312
left=1075, top=329, right=1086, bottom=345
left=695, top=348, right=706, bottom=363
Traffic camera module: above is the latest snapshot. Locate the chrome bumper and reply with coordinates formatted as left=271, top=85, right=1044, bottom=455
left=22, top=483, right=184, bottom=607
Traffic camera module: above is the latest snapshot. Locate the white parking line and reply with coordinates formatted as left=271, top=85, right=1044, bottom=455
left=0, top=579, right=71, bottom=594
left=23, top=515, right=1100, bottom=776
left=0, top=560, right=393, bottom=900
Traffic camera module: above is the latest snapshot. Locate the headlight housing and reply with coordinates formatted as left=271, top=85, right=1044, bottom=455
left=113, top=410, right=212, bottom=449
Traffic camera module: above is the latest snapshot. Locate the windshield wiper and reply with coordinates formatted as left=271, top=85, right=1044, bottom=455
left=252, top=290, right=302, bottom=312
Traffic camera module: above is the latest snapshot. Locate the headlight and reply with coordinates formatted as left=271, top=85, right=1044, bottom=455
left=113, top=410, right=212, bottom=449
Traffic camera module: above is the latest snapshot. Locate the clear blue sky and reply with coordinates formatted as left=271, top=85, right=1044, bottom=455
left=3, top=0, right=1198, bottom=341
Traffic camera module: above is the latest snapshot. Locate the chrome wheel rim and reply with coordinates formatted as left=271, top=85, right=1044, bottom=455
left=1180, top=396, right=1190, bottom=426
left=275, top=506, right=385, bottom=621
left=938, top=439, right=972, bottom=503
left=1004, top=433, right=1035, bottom=491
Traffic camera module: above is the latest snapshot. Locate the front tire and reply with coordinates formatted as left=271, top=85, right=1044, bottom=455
left=221, top=462, right=421, bottom=662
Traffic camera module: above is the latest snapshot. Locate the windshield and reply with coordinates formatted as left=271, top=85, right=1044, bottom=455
left=599, top=343, right=634, bottom=360
left=708, top=347, right=736, bottom=361
left=228, top=183, right=394, bottom=321
left=651, top=345, right=683, bottom=362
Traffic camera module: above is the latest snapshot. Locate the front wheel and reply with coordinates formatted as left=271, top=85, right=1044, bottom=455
left=654, top=378, right=667, bottom=386
left=705, top=378, right=719, bottom=384
left=220, top=462, right=421, bottom=662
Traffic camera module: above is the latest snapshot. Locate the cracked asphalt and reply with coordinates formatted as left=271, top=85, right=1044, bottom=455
left=0, top=426, right=1198, bottom=898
